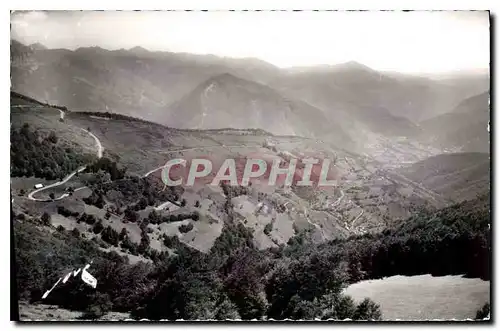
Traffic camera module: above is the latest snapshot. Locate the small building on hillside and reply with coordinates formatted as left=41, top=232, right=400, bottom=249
left=34, top=184, right=43, bottom=189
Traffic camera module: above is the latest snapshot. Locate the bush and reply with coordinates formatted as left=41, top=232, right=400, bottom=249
left=79, top=213, right=97, bottom=225
left=179, top=223, right=194, bottom=233
left=71, top=228, right=81, bottom=238
left=352, top=298, right=382, bottom=321
left=101, top=226, right=120, bottom=247
left=92, top=221, right=104, bottom=234
left=41, top=212, right=51, bottom=226
left=80, top=293, right=112, bottom=320
left=121, top=236, right=139, bottom=255
left=57, top=206, right=79, bottom=218
left=155, top=212, right=199, bottom=224
left=147, top=210, right=161, bottom=224
left=475, top=303, right=490, bottom=320
left=163, top=235, right=180, bottom=248
left=264, top=222, right=273, bottom=235
left=119, top=228, right=128, bottom=241
left=86, top=157, right=126, bottom=181
left=124, top=208, right=139, bottom=223
left=83, top=192, right=106, bottom=209
left=215, top=296, right=241, bottom=320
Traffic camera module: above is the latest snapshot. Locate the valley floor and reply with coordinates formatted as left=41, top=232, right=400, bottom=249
left=344, top=274, right=490, bottom=321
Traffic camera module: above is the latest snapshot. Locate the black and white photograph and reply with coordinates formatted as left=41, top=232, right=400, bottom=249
left=9, top=10, right=491, bottom=321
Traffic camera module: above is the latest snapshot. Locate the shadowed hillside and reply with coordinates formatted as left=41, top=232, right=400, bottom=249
left=419, top=92, right=490, bottom=152
left=399, top=152, right=490, bottom=202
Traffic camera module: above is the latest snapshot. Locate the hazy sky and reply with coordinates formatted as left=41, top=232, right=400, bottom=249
left=11, top=10, right=490, bottom=73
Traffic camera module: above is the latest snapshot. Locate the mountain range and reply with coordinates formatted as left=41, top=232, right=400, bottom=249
left=10, top=40, right=489, bottom=152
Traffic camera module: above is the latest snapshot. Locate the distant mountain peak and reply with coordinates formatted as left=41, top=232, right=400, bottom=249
left=10, top=39, right=33, bottom=58
left=286, top=61, right=376, bottom=74
left=335, top=61, right=375, bottom=72
left=210, top=72, right=241, bottom=82
left=128, top=46, right=150, bottom=54
left=200, top=73, right=253, bottom=89
left=166, top=71, right=349, bottom=141
left=28, top=42, right=47, bottom=51
left=75, top=46, right=108, bottom=53
left=11, top=39, right=26, bottom=47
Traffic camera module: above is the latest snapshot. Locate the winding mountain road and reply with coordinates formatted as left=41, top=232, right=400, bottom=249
left=27, top=167, right=88, bottom=202
left=83, top=128, right=103, bottom=158
left=27, top=133, right=257, bottom=201
left=26, top=127, right=103, bottom=201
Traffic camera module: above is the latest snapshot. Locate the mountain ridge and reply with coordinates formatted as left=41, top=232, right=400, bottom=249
left=399, top=152, right=490, bottom=202
left=11, top=39, right=489, bottom=146
left=165, top=72, right=354, bottom=147
left=419, top=92, right=490, bottom=152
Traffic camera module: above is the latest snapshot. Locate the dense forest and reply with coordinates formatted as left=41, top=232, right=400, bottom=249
left=82, top=173, right=183, bottom=212
left=13, top=191, right=489, bottom=320
left=85, top=157, right=127, bottom=181
left=302, top=194, right=489, bottom=281
left=10, top=124, right=93, bottom=180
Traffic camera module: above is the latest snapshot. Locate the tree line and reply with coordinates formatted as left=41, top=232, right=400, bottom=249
left=11, top=124, right=93, bottom=180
